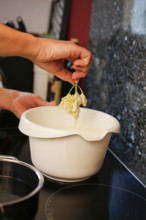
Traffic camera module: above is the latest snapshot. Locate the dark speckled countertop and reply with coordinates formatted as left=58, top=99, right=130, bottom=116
left=85, top=0, right=146, bottom=185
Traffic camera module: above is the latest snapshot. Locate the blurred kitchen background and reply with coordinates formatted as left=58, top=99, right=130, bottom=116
left=0, top=0, right=145, bottom=185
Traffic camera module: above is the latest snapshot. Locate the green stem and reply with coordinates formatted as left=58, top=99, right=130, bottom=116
left=68, top=84, right=75, bottom=94
left=68, top=83, right=82, bottom=95
left=75, top=84, right=77, bottom=93
left=77, top=84, right=83, bottom=93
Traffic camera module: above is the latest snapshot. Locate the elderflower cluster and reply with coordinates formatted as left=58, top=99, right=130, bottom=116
left=60, top=84, right=87, bottom=119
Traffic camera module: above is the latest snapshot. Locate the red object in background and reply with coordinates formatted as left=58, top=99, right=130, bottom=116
left=67, top=0, right=93, bottom=90
left=67, top=0, right=92, bottom=48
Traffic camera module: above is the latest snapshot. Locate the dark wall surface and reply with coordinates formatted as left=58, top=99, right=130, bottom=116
left=86, top=0, right=146, bottom=184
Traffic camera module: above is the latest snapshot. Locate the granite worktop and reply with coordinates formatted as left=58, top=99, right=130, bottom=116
left=85, top=0, right=146, bottom=185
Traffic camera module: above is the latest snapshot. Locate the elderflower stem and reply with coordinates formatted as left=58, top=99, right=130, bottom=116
left=77, top=84, right=83, bottom=93
left=68, top=83, right=83, bottom=95
left=75, top=84, right=78, bottom=94
left=68, top=84, right=75, bottom=94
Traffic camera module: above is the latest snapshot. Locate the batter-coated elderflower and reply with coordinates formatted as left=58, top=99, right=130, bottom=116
left=60, top=84, right=87, bottom=119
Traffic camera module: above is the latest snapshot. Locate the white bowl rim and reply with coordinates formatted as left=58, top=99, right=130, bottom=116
left=19, top=106, right=120, bottom=141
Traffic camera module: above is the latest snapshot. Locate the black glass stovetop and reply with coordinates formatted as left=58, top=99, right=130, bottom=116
left=0, top=110, right=146, bottom=220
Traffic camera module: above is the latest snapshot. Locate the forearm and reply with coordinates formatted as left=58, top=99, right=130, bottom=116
left=0, top=23, right=93, bottom=84
left=0, top=23, right=38, bottom=59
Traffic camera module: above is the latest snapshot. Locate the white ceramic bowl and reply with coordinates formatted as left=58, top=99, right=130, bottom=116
left=19, top=106, right=120, bottom=182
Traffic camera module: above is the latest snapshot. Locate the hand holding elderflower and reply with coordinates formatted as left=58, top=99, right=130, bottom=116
left=60, top=84, right=87, bottom=119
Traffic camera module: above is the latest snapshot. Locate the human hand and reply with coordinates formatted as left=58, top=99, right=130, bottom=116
left=29, top=38, right=93, bottom=84
left=12, top=92, right=56, bottom=118
left=0, top=88, right=56, bottom=119
left=0, top=24, right=92, bottom=84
